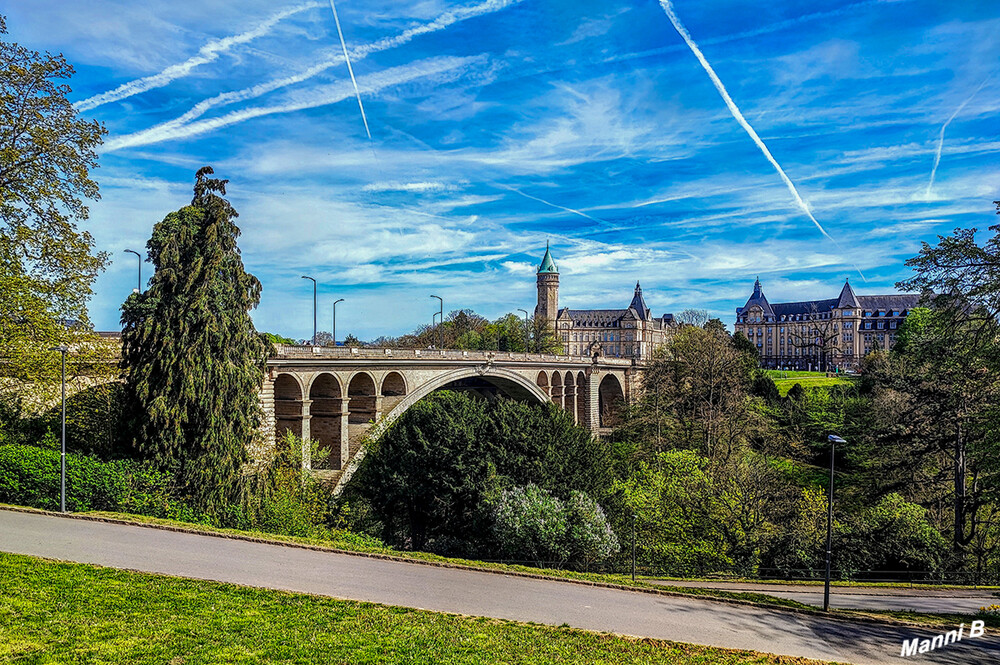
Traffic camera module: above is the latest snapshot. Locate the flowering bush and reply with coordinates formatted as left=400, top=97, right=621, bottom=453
left=491, top=483, right=618, bottom=567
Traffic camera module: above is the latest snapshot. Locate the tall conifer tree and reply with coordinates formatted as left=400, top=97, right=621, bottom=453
left=121, top=167, right=268, bottom=512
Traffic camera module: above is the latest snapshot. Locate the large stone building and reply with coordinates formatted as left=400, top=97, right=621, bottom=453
left=734, top=278, right=921, bottom=370
left=534, top=244, right=676, bottom=360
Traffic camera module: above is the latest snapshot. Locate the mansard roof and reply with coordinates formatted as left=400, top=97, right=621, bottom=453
left=556, top=282, right=674, bottom=327
left=771, top=299, right=838, bottom=317
left=737, top=276, right=922, bottom=320
left=856, top=294, right=922, bottom=311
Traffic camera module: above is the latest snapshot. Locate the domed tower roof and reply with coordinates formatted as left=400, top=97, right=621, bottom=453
left=537, top=241, right=558, bottom=274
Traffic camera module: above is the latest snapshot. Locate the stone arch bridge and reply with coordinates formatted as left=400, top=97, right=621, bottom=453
left=263, top=346, right=637, bottom=491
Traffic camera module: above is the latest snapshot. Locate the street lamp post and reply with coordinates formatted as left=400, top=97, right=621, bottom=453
left=517, top=308, right=530, bottom=353
left=631, top=513, right=637, bottom=583
left=824, top=434, right=846, bottom=611
left=301, top=276, right=317, bottom=346
left=430, top=295, right=443, bottom=350
left=332, top=298, right=345, bottom=347
left=123, top=249, right=141, bottom=293
left=49, top=345, right=69, bottom=512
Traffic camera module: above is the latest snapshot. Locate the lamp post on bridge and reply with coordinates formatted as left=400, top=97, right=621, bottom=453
left=430, top=295, right=443, bottom=350
left=332, top=298, right=345, bottom=347
left=301, top=275, right=317, bottom=346
left=824, top=434, right=846, bottom=611
left=517, top=308, right=530, bottom=353
left=123, top=249, right=142, bottom=293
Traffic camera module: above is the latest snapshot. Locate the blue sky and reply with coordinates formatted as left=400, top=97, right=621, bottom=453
left=6, top=0, right=1000, bottom=339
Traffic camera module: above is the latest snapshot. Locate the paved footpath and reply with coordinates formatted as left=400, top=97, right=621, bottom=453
left=2, top=509, right=999, bottom=665
left=649, top=579, right=998, bottom=613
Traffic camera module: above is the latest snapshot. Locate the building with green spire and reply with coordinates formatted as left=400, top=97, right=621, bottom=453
left=533, top=244, right=676, bottom=360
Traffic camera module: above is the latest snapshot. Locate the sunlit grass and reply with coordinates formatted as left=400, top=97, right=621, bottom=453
left=0, top=552, right=838, bottom=665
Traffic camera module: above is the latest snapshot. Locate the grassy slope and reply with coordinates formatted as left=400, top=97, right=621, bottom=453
left=0, top=552, right=837, bottom=665
left=764, top=371, right=856, bottom=396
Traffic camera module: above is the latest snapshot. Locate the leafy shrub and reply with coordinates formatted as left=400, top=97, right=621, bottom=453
left=492, top=484, right=570, bottom=565
left=565, top=490, right=620, bottom=566
left=490, top=484, right=619, bottom=568
left=230, top=431, right=331, bottom=539
left=0, top=443, right=172, bottom=513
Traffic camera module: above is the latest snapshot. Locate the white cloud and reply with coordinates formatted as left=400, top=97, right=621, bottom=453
left=362, top=181, right=459, bottom=192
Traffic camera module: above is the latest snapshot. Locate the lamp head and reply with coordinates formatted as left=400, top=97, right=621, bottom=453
left=828, top=435, right=847, bottom=444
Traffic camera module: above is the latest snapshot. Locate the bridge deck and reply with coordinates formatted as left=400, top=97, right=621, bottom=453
left=271, top=345, right=634, bottom=367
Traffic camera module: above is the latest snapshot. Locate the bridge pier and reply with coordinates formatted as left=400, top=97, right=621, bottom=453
left=565, top=383, right=577, bottom=424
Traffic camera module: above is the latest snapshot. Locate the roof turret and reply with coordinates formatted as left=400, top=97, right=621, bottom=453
left=836, top=278, right=860, bottom=308
left=629, top=282, right=650, bottom=320
left=537, top=241, right=558, bottom=274
left=739, top=277, right=775, bottom=319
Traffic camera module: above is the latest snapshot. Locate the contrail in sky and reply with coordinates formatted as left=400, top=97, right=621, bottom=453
left=925, top=75, right=992, bottom=198
left=104, top=0, right=523, bottom=151
left=607, top=0, right=910, bottom=69
left=329, top=0, right=372, bottom=141
left=499, top=185, right=610, bottom=227
left=76, top=2, right=322, bottom=111
left=656, top=0, right=835, bottom=244
left=103, top=57, right=477, bottom=149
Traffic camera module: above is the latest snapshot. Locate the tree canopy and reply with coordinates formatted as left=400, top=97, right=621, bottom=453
left=0, top=15, right=109, bottom=401
left=120, top=167, right=268, bottom=513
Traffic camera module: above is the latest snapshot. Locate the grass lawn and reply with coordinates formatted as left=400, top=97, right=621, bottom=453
left=0, top=552, right=837, bottom=665
left=764, top=371, right=856, bottom=396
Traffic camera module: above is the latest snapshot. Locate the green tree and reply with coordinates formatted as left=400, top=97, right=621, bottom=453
left=886, top=203, right=1000, bottom=561
left=638, top=325, right=758, bottom=461
left=120, top=167, right=268, bottom=513
left=346, top=391, right=610, bottom=555
left=1, top=15, right=110, bottom=400
left=614, top=450, right=730, bottom=575
left=262, top=332, right=295, bottom=345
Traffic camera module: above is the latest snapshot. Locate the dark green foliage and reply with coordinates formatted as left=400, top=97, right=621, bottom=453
left=120, top=168, right=268, bottom=514
left=731, top=331, right=759, bottom=361
left=344, top=391, right=611, bottom=557
left=0, top=443, right=171, bottom=513
left=750, top=371, right=780, bottom=403
left=0, top=385, right=131, bottom=459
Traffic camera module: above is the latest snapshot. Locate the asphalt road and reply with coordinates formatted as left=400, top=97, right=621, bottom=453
left=649, top=579, right=998, bottom=613
left=2, top=509, right=999, bottom=665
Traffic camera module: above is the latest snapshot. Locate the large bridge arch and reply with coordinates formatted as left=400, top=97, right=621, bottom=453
left=334, top=366, right=550, bottom=494
left=598, top=373, right=626, bottom=428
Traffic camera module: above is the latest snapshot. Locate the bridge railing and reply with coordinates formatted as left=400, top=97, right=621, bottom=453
left=271, top=345, right=633, bottom=366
